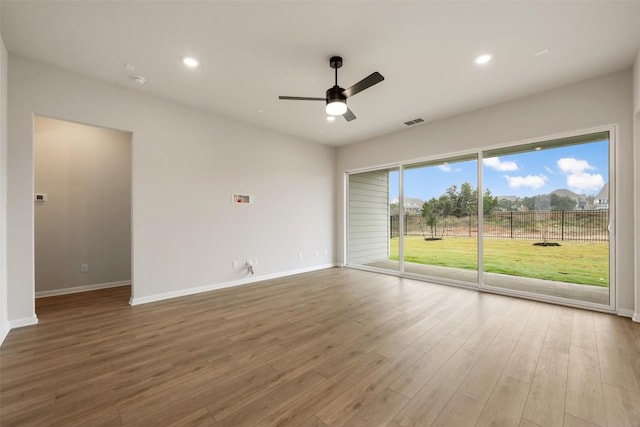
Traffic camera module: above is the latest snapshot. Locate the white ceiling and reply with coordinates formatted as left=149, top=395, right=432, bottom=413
left=2, top=1, right=640, bottom=146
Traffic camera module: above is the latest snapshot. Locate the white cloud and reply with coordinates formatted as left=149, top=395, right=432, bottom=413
left=438, top=164, right=461, bottom=172
left=557, top=157, right=604, bottom=192
left=566, top=173, right=604, bottom=192
left=504, top=174, right=547, bottom=189
left=557, top=158, right=594, bottom=174
left=483, top=157, right=518, bottom=171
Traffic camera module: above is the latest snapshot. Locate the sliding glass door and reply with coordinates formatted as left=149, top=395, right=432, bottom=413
left=481, top=132, right=612, bottom=306
left=401, top=156, right=478, bottom=284
left=346, top=129, right=614, bottom=309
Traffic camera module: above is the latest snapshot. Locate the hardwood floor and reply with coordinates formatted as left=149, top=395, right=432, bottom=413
left=1, top=267, right=640, bottom=426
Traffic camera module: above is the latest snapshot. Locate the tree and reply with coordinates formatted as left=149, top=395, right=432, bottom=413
left=534, top=194, right=551, bottom=210
left=482, top=189, right=499, bottom=214
left=457, top=182, right=475, bottom=216
left=550, top=194, right=576, bottom=211
left=389, top=202, right=400, bottom=216
left=442, top=186, right=456, bottom=216
left=521, top=196, right=536, bottom=211
left=437, top=182, right=478, bottom=217
left=419, top=182, right=499, bottom=240
left=420, top=198, right=443, bottom=239
left=498, top=198, right=515, bottom=211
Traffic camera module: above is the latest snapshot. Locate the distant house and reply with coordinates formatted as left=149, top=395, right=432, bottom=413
left=389, top=197, right=424, bottom=215
left=403, top=197, right=425, bottom=214
left=594, top=183, right=609, bottom=210
left=577, top=195, right=588, bottom=209
left=550, top=188, right=588, bottom=209
left=496, top=195, right=519, bottom=211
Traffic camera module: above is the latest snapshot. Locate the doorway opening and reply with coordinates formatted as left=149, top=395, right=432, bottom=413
left=33, top=116, right=132, bottom=312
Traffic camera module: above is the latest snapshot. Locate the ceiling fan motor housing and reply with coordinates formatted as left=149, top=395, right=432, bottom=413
left=326, top=86, right=346, bottom=105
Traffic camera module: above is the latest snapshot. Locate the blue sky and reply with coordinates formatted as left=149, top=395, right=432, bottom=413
left=390, top=140, right=608, bottom=202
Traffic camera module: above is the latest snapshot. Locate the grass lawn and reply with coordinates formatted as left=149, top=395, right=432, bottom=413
left=390, top=235, right=609, bottom=287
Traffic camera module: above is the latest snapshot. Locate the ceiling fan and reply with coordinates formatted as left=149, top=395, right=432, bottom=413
left=279, top=56, right=384, bottom=121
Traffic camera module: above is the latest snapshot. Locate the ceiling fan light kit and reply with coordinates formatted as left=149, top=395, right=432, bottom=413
left=279, top=56, right=384, bottom=122
left=326, top=88, right=347, bottom=115
left=326, top=101, right=347, bottom=116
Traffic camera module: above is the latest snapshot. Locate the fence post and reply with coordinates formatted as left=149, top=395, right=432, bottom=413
left=404, top=214, right=407, bottom=236
left=390, top=215, right=393, bottom=239
left=510, top=211, right=513, bottom=239
left=561, top=210, right=565, bottom=241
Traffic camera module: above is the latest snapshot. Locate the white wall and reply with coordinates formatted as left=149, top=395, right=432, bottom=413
left=337, top=70, right=636, bottom=314
left=34, top=117, right=131, bottom=294
left=0, top=19, right=9, bottom=343
left=7, top=55, right=335, bottom=322
left=634, top=49, right=640, bottom=321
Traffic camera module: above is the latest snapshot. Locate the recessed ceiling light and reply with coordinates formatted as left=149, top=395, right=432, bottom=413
left=326, top=116, right=336, bottom=122
left=182, top=57, right=199, bottom=68
left=534, top=48, right=550, bottom=57
left=256, top=108, right=264, bottom=113
left=475, top=54, right=492, bottom=65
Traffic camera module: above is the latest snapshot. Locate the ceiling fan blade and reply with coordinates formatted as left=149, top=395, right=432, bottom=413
left=342, top=72, right=384, bottom=98
left=278, top=96, right=325, bottom=101
left=343, top=107, right=356, bottom=122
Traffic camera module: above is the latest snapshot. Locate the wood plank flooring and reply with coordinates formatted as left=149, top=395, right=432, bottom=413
left=1, top=268, right=640, bottom=426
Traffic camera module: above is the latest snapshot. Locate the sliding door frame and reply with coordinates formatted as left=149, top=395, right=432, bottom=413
left=344, top=124, right=617, bottom=313
left=475, top=125, right=616, bottom=312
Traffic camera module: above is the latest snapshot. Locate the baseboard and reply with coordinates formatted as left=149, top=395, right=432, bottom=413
left=633, top=312, right=640, bottom=323
left=617, top=308, right=635, bottom=319
left=8, top=315, right=38, bottom=329
left=130, top=264, right=335, bottom=306
left=0, top=323, right=9, bottom=347
left=1, top=316, right=38, bottom=345
left=35, top=280, right=131, bottom=298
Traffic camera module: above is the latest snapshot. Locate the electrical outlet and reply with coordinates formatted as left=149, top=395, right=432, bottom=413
left=252, top=258, right=258, bottom=266
left=298, top=252, right=303, bottom=259
left=81, top=264, right=88, bottom=273
left=323, top=249, right=328, bottom=255
left=246, top=259, right=253, bottom=266
left=232, top=260, right=238, bottom=269
left=314, top=250, right=319, bottom=257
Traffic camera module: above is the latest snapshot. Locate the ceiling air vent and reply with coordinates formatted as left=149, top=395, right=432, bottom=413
left=404, top=118, right=425, bottom=126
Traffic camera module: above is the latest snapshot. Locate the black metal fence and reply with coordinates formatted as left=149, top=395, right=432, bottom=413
left=390, top=210, right=609, bottom=242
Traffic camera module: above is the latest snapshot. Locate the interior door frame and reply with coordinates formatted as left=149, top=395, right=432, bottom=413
left=32, top=114, right=134, bottom=305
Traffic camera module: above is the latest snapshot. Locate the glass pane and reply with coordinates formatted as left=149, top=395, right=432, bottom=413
left=348, top=168, right=399, bottom=272
left=401, top=157, right=478, bottom=283
left=482, top=135, right=610, bottom=305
